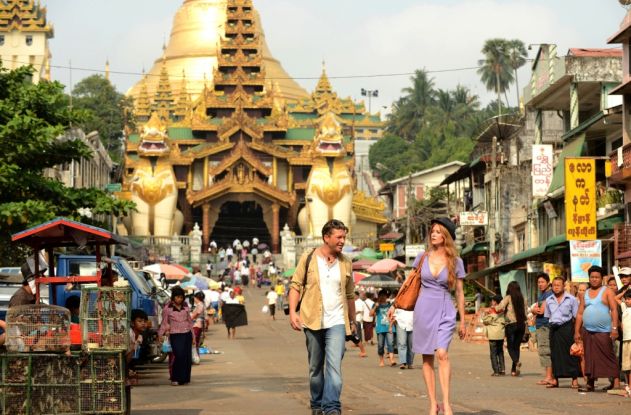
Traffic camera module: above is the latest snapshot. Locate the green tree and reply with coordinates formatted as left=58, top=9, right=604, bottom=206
left=0, top=65, right=135, bottom=264
left=368, top=135, right=412, bottom=181
left=71, top=74, right=134, bottom=162
left=386, top=69, right=436, bottom=140
left=477, top=38, right=514, bottom=115
left=506, top=39, right=528, bottom=108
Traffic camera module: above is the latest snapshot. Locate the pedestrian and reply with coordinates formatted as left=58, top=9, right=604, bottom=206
left=396, top=217, right=465, bottom=415
left=9, top=263, right=39, bottom=307
left=288, top=219, right=356, bottom=415
left=494, top=281, right=527, bottom=377
left=474, top=288, right=482, bottom=314
left=267, top=288, right=278, bottom=320
left=191, top=291, right=206, bottom=354
left=275, top=279, right=286, bottom=309
left=482, top=295, right=505, bottom=376
left=226, top=245, right=234, bottom=263
left=530, top=273, right=554, bottom=386
left=353, top=292, right=368, bottom=358
left=360, top=292, right=375, bottom=345
left=222, top=289, right=246, bottom=339
left=158, top=286, right=193, bottom=386
left=372, top=289, right=395, bottom=367
left=219, top=247, right=226, bottom=262
left=393, top=305, right=414, bottom=369
left=125, top=309, right=148, bottom=415
left=574, top=265, right=620, bottom=392
left=206, top=260, right=213, bottom=278
left=618, top=290, right=631, bottom=396
left=544, top=277, right=580, bottom=388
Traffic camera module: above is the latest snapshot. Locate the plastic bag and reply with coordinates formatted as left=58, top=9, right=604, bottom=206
left=161, top=338, right=172, bottom=353
left=192, top=347, right=201, bottom=365
left=262, top=305, right=269, bottom=313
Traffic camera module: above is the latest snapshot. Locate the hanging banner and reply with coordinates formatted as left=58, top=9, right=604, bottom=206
left=543, top=263, right=564, bottom=280
left=569, top=240, right=602, bottom=283
left=459, top=211, right=488, bottom=226
left=565, top=158, right=596, bottom=240
left=532, top=144, right=554, bottom=197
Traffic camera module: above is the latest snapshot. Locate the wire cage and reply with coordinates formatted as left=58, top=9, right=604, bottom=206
left=79, top=351, right=126, bottom=414
left=80, top=287, right=131, bottom=351
left=5, top=305, right=71, bottom=353
left=0, top=353, right=81, bottom=415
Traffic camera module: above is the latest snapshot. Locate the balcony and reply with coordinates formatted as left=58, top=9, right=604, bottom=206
left=609, top=143, right=631, bottom=183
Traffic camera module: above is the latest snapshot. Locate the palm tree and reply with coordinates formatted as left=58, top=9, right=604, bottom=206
left=477, top=39, right=514, bottom=116
left=386, top=69, right=436, bottom=140
left=506, top=39, right=528, bottom=108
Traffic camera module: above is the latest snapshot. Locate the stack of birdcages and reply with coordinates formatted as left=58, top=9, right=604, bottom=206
left=79, top=351, right=126, bottom=414
left=80, top=287, right=131, bottom=351
left=5, top=304, right=71, bottom=353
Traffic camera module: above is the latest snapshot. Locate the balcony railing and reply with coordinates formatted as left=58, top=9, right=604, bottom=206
left=609, top=143, right=631, bottom=182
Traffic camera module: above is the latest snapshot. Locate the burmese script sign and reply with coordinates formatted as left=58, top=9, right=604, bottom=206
left=565, top=158, right=596, bottom=240
left=569, top=240, right=601, bottom=283
left=459, top=211, right=488, bottom=226
left=532, top=145, right=553, bottom=197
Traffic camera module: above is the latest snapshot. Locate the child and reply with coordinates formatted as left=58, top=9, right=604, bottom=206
left=126, top=309, right=148, bottom=415
left=482, top=295, right=506, bottom=376
left=371, top=289, right=396, bottom=367
left=620, top=290, right=631, bottom=396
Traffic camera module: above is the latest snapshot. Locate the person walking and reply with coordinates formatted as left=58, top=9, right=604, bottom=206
left=618, top=290, right=631, bottom=396
left=353, top=292, right=367, bottom=358
left=531, top=273, right=554, bottom=386
left=393, top=306, right=414, bottom=369
left=266, top=288, right=278, bottom=320
left=372, top=289, right=396, bottom=367
left=482, top=295, right=506, bottom=376
left=191, top=291, right=206, bottom=355
left=494, top=281, right=527, bottom=377
left=544, top=277, right=580, bottom=389
left=158, top=286, right=193, bottom=386
left=288, top=219, right=356, bottom=415
left=574, top=265, right=620, bottom=392
left=360, top=292, right=375, bottom=345
left=394, top=217, right=465, bottom=415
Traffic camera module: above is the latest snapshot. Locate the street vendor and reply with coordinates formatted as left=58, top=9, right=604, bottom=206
left=8, top=263, right=38, bottom=307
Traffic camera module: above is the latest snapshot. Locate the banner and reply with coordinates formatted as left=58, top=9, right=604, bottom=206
left=565, top=158, right=596, bottom=240
left=459, top=211, right=488, bottom=226
left=543, top=263, right=563, bottom=280
left=569, top=240, right=602, bottom=283
left=532, top=144, right=553, bottom=197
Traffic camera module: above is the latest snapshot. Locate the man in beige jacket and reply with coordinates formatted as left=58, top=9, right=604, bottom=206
left=288, top=219, right=356, bottom=415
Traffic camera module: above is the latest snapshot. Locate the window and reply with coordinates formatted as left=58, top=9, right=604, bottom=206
left=25, top=35, right=32, bottom=46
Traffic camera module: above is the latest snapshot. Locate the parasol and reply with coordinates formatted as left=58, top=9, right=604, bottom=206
left=258, top=243, right=269, bottom=251
left=282, top=268, right=296, bottom=277
left=353, top=271, right=370, bottom=284
left=366, top=259, right=406, bottom=274
left=143, top=263, right=189, bottom=280
left=357, top=274, right=401, bottom=288
left=352, top=258, right=377, bottom=271
left=357, top=247, right=384, bottom=260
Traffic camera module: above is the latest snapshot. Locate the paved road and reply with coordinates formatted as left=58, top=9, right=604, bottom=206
left=132, top=287, right=628, bottom=414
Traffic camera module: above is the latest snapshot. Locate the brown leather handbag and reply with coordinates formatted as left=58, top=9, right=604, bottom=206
left=393, top=252, right=427, bottom=311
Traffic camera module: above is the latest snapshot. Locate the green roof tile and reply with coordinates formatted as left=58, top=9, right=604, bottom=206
left=128, top=134, right=140, bottom=144
left=285, top=128, right=315, bottom=140
left=167, top=128, right=193, bottom=140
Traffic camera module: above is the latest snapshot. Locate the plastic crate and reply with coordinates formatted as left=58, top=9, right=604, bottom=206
left=79, top=352, right=126, bottom=414
left=80, top=287, right=131, bottom=351
left=5, top=305, right=71, bottom=353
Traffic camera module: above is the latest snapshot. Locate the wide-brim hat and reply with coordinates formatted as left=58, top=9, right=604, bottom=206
left=430, top=217, right=456, bottom=241
left=619, top=267, right=631, bottom=276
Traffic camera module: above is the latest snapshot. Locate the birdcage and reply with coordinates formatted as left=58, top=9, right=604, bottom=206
left=0, top=353, right=81, bottom=415
left=80, top=287, right=131, bottom=351
left=5, top=304, right=71, bottom=353
left=79, top=351, right=126, bottom=414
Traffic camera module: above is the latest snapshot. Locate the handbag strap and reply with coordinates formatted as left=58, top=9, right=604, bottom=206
left=414, top=251, right=428, bottom=277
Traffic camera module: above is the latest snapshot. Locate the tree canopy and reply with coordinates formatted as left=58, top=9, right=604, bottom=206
left=0, top=65, right=135, bottom=263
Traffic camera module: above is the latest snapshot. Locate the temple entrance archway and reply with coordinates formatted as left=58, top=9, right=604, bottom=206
left=210, top=201, right=271, bottom=250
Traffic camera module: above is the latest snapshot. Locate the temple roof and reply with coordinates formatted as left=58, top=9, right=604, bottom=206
left=0, top=0, right=53, bottom=35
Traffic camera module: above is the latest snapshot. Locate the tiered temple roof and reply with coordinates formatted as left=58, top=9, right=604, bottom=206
left=0, top=0, right=53, bottom=35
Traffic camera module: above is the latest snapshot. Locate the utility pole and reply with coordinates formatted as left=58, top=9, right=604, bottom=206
left=406, top=173, right=412, bottom=245
left=361, top=88, right=379, bottom=113
left=489, top=135, right=497, bottom=267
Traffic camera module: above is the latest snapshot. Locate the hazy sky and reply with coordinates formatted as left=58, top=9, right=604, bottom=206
left=45, top=0, right=627, bottom=110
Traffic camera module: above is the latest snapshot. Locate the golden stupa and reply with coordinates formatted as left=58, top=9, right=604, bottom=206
left=127, top=0, right=308, bottom=102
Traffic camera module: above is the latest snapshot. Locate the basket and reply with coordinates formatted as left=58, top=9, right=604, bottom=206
left=80, top=287, right=131, bottom=351
left=5, top=305, right=71, bottom=353
left=79, top=351, right=126, bottom=414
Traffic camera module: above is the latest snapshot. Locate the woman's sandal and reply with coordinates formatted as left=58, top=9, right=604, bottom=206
left=546, top=382, right=558, bottom=389
left=578, top=385, right=594, bottom=392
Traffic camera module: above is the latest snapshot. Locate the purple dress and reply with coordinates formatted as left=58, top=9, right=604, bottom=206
left=412, top=252, right=465, bottom=354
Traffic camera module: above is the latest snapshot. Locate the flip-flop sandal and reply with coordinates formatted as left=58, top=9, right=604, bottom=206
left=536, top=380, right=552, bottom=385
left=546, top=383, right=558, bottom=388
left=578, top=386, right=594, bottom=392
left=390, top=362, right=397, bottom=367
left=571, top=384, right=580, bottom=389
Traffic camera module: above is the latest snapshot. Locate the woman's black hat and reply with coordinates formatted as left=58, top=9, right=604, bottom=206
left=430, top=217, right=456, bottom=241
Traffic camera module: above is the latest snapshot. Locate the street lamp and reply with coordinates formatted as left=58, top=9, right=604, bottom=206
left=361, top=88, right=379, bottom=113
left=376, top=163, right=413, bottom=245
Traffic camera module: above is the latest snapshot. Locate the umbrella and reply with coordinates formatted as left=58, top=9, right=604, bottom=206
left=258, top=243, right=269, bottom=251
left=143, top=263, right=188, bottom=280
left=357, top=274, right=401, bottom=288
left=206, top=278, right=222, bottom=290
left=357, top=247, right=383, bottom=260
left=367, top=259, right=406, bottom=274
left=352, top=258, right=377, bottom=271
left=243, top=240, right=250, bottom=248
left=282, top=267, right=296, bottom=277
left=353, top=271, right=369, bottom=284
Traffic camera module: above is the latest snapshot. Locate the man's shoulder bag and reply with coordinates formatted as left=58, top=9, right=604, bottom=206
left=285, top=249, right=316, bottom=315
left=393, top=252, right=427, bottom=311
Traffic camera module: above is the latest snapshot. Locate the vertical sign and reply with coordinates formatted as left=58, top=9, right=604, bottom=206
left=569, top=240, right=602, bottom=283
left=532, top=144, right=553, bottom=197
left=565, top=158, right=596, bottom=240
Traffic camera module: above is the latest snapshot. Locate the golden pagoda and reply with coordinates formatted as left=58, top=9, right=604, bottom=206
left=122, top=0, right=386, bottom=251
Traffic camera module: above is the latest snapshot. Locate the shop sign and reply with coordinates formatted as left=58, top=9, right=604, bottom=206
left=405, top=244, right=425, bottom=260
left=459, top=211, right=488, bottom=226
left=379, top=243, right=395, bottom=252
left=532, top=145, right=553, bottom=197
left=543, top=263, right=563, bottom=279
left=565, top=158, right=596, bottom=240
left=569, top=240, right=601, bottom=283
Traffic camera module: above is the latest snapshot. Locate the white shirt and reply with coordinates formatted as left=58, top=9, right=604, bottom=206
left=226, top=248, right=234, bottom=256
left=394, top=308, right=414, bottom=331
left=208, top=290, right=220, bottom=303
left=354, top=298, right=366, bottom=323
left=621, top=303, right=631, bottom=341
left=362, top=298, right=375, bottom=322
left=225, top=297, right=240, bottom=304
left=267, top=290, right=279, bottom=305
left=268, top=265, right=276, bottom=275
left=220, top=291, right=231, bottom=303
left=316, top=256, right=345, bottom=329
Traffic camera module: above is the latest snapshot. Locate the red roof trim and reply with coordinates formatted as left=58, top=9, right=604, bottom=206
left=11, top=218, right=111, bottom=242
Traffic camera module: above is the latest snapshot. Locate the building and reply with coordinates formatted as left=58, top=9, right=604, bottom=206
left=0, top=0, right=53, bottom=83
left=119, top=0, right=386, bottom=251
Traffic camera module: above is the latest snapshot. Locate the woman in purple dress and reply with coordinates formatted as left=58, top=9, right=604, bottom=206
left=411, top=218, right=465, bottom=415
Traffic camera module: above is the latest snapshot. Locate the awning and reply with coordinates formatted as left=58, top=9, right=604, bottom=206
left=598, top=215, right=624, bottom=233
left=561, top=111, right=605, bottom=142
left=545, top=234, right=567, bottom=251
left=460, top=241, right=489, bottom=256
left=511, top=245, right=546, bottom=262
left=547, top=134, right=587, bottom=195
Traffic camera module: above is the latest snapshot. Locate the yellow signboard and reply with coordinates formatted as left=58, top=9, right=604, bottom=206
left=565, top=158, right=596, bottom=240
left=379, top=243, right=395, bottom=252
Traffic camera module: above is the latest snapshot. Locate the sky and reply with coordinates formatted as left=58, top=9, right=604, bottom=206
left=44, top=0, right=628, bottom=111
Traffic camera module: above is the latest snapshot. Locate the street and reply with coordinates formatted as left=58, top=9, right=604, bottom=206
left=131, top=287, right=628, bottom=415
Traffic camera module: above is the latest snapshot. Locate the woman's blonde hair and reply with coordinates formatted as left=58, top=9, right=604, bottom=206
left=427, top=222, right=458, bottom=289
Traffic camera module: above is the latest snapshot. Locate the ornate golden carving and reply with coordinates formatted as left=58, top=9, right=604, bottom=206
left=0, top=0, right=53, bottom=34
left=352, top=191, right=387, bottom=224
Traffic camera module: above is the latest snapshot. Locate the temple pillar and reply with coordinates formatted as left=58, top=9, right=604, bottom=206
left=272, top=203, right=280, bottom=254
left=202, top=203, right=210, bottom=250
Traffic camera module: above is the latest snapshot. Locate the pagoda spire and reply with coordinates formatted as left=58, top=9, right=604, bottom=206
left=174, top=70, right=191, bottom=122
left=134, top=76, right=151, bottom=121
left=315, top=63, right=333, bottom=94
left=153, top=59, right=174, bottom=121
